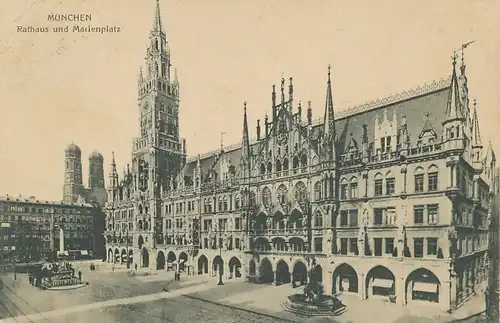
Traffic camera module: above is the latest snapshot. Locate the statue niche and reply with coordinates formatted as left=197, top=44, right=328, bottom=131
left=138, top=159, right=149, bottom=191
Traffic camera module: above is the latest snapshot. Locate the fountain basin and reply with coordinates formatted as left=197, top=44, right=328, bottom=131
left=282, top=294, right=347, bottom=316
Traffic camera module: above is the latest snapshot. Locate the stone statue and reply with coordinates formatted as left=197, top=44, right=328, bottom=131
left=266, top=216, right=272, bottom=229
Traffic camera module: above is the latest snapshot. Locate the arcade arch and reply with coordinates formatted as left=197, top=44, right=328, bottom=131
left=157, top=251, right=165, bottom=270
left=141, top=248, right=149, bottom=268
left=405, top=268, right=440, bottom=304
left=365, top=265, right=395, bottom=298
left=198, top=255, right=208, bottom=275
left=332, top=263, right=358, bottom=294
left=259, top=258, right=273, bottom=284
left=212, top=255, right=224, bottom=277
left=228, top=257, right=242, bottom=279
left=275, top=260, right=290, bottom=285
left=292, top=261, right=308, bottom=287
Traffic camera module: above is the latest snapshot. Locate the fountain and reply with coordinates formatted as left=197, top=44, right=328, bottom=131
left=283, top=261, right=347, bottom=316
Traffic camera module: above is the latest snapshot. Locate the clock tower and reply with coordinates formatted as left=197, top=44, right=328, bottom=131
left=131, top=0, right=186, bottom=247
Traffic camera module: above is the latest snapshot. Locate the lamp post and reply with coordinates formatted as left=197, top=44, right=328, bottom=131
left=217, top=222, right=224, bottom=286
left=126, top=227, right=130, bottom=269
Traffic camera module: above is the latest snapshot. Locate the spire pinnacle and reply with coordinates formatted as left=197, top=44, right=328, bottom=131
left=152, top=0, right=164, bottom=34
left=445, top=55, right=464, bottom=120
left=471, top=98, right=482, bottom=148
left=323, top=64, right=335, bottom=138
left=328, top=64, right=331, bottom=83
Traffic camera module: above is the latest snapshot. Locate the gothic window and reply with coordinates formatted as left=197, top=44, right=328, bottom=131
left=292, top=156, right=300, bottom=169
left=267, top=162, right=272, bottom=174
left=349, top=177, right=358, bottom=199
left=283, top=158, right=289, bottom=171
left=260, top=163, right=265, bottom=175
left=314, top=211, right=323, bottom=228
left=294, top=182, right=307, bottom=203
left=428, top=165, right=439, bottom=191
left=314, top=181, right=322, bottom=201
left=385, top=171, right=395, bottom=195
left=414, top=167, right=424, bottom=193
left=276, top=160, right=282, bottom=172
left=374, top=173, right=383, bottom=196
left=161, top=63, right=166, bottom=77
left=249, top=191, right=256, bottom=206
left=261, top=187, right=271, bottom=208
left=340, top=178, right=348, bottom=200
left=277, top=185, right=288, bottom=206
left=218, top=197, right=223, bottom=212
left=300, top=154, right=307, bottom=167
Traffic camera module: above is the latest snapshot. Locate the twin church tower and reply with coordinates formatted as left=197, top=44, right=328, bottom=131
left=63, top=143, right=107, bottom=206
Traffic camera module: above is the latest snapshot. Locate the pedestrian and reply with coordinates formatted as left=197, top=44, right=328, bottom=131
left=13, top=272, right=16, bottom=281
left=112, top=263, right=115, bottom=272
left=78, top=270, right=82, bottom=282
left=134, top=263, right=137, bottom=271
left=28, top=275, right=33, bottom=285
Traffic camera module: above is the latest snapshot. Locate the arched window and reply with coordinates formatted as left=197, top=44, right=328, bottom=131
left=414, top=167, right=424, bottom=193
left=223, top=196, right=228, bottom=211
left=374, top=173, right=383, bottom=196
left=301, top=154, right=307, bottom=167
left=428, top=165, right=439, bottom=191
left=349, top=176, right=358, bottom=199
left=340, top=178, right=348, bottom=200
left=314, top=181, right=322, bottom=201
left=218, top=197, right=223, bottom=212
left=293, top=156, right=300, bottom=168
left=260, top=163, right=266, bottom=175
left=276, top=160, right=282, bottom=172
left=276, top=185, right=288, bottom=206
left=261, top=187, right=272, bottom=208
left=314, top=212, right=323, bottom=228
left=294, top=182, right=307, bottom=203
left=267, top=162, right=272, bottom=174
left=283, top=158, right=289, bottom=171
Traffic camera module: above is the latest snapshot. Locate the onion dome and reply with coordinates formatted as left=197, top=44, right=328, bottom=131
left=65, top=142, right=81, bottom=156
left=89, top=150, right=104, bottom=161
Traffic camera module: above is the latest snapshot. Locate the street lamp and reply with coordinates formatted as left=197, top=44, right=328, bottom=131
left=217, top=223, right=224, bottom=286
left=126, top=227, right=130, bottom=269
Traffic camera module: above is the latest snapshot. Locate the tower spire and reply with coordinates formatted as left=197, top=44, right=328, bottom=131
left=152, top=0, right=164, bottom=34
left=445, top=52, right=464, bottom=120
left=241, top=101, right=251, bottom=166
left=323, top=64, right=335, bottom=139
left=471, top=99, right=482, bottom=148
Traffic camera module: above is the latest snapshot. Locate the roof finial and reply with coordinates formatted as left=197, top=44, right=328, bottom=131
left=327, top=64, right=331, bottom=82
left=244, top=100, right=247, bottom=114
left=452, top=51, right=458, bottom=67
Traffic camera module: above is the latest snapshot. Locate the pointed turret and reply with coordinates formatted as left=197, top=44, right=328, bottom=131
left=107, top=152, right=119, bottom=201
left=445, top=54, right=465, bottom=121
left=471, top=99, right=483, bottom=172
left=241, top=101, right=251, bottom=174
left=471, top=99, right=482, bottom=148
left=443, top=53, right=466, bottom=151
left=152, top=0, right=165, bottom=34
left=322, top=65, right=336, bottom=161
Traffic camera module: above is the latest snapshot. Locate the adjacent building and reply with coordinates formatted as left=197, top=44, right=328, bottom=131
left=0, top=195, right=96, bottom=261
left=104, top=0, right=496, bottom=312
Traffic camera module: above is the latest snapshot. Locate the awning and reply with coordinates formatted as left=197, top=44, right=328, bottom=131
left=413, top=282, right=438, bottom=293
left=372, top=278, right=394, bottom=289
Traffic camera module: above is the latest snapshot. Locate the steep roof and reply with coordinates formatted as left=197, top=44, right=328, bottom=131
left=182, top=76, right=451, bottom=178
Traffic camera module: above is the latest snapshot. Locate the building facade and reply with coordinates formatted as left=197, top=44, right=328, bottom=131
left=0, top=195, right=97, bottom=262
left=104, top=1, right=497, bottom=312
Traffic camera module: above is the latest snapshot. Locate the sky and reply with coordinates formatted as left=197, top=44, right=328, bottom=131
left=0, top=0, right=499, bottom=201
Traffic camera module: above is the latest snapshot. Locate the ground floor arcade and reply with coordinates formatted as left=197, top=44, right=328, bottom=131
left=104, top=243, right=487, bottom=312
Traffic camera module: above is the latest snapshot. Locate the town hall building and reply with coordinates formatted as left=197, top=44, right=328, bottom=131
left=104, top=0, right=497, bottom=312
